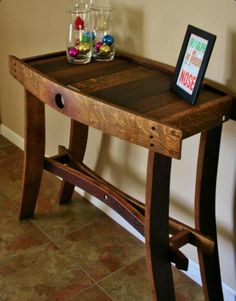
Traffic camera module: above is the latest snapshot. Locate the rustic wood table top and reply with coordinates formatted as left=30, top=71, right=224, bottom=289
left=9, top=51, right=234, bottom=159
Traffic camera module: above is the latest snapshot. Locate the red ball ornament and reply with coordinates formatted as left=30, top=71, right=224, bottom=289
left=74, top=16, right=84, bottom=30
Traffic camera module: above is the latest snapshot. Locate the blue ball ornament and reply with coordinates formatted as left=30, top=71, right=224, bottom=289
left=102, top=34, right=114, bottom=46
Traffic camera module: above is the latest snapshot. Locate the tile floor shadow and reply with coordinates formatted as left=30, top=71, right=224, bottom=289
left=0, top=135, right=204, bottom=300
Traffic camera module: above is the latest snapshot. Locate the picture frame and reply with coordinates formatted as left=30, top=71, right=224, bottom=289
left=170, top=25, right=216, bottom=105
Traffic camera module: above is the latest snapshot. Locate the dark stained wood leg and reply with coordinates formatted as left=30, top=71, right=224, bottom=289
left=20, top=90, right=45, bottom=219
left=195, top=125, right=224, bottom=301
left=145, top=151, right=175, bottom=301
left=57, top=120, right=88, bottom=204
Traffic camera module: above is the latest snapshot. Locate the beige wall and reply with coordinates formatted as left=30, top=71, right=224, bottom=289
left=0, top=0, right=235, bottom=292
left=0, top=96, right=1, bottom=124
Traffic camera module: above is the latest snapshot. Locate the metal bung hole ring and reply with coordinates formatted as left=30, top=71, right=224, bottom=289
left=55, top=93, right=65, bottom=109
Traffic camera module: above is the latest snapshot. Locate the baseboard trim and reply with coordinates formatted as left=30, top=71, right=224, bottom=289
left=1, top=124, right=236, bottom=301
left=183, top=258, right=236, bottom=301
left=0, top=124, right=24, bottom=150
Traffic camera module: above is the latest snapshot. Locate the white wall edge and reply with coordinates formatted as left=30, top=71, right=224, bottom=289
left=183, top=257, right=236, bottom=301
left=1, top=124, right=236, bottom=301
left=0, top=124, right=24, bottom=150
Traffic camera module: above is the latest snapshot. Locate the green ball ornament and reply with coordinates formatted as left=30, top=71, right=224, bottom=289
left=81, top=32, right=91, bottom=43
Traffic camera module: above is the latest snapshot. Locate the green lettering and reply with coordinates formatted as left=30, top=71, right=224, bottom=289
left=189, top=37, right=196, bottom=48
left=194, top=40, right=207, bottom=53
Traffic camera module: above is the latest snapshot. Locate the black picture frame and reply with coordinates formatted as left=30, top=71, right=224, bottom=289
left=170, top=25, right=216, bottom=105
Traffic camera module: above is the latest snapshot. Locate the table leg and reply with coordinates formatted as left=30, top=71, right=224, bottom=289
left=57, top=120, right=88, bottom=204
left=20, top=90, right=45, bottom=219
left=195, top=125, right=224, bottom=301
left=145, top=151, right=175, bottom=301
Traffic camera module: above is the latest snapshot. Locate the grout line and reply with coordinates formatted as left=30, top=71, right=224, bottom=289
left=93, top=256, right=147, bottom=301
left=0, top=220, right=52, bottom=266
left=65, top=283, right=114, bottom=301
left=32, top=215, right=99, bottom=237
left=95, top=283, right=115, bottom=300
left=30, top=223, right=100, bottom=301
left=31, top=219, right=97, bottom=281
left=30, top=217, right=95, bottom=247
left=31, top=216, right=145, bottom=301
left=94, top=255, right=145, bottom=285
left=65, top=285, right=94, bottom=301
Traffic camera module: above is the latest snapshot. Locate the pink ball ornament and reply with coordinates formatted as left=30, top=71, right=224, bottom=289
left=95, top=41, right=103, bottom=51
left=68, top=47, right=79, bottom=57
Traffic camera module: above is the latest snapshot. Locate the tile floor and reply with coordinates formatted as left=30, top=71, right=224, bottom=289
left=0, top=135, right=204, bottom=300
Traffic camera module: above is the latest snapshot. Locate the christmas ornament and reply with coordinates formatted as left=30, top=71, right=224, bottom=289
left=102, top=34, right=114, bottom=46
left=74, top=16, right=84, bottom=30
left=95, top=41, right=103, bottom=51
left=78, top=42, right=90, bottom=54
left=99, top=44, right=112, bottom=54
left=68, top=47, right=79, bottom=57
left=81, top=32, right=91, bottom=43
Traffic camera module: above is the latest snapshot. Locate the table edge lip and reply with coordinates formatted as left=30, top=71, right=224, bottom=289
left=8, top=52, right=235, bottom=159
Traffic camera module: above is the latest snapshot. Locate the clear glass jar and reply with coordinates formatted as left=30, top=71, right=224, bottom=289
left=91, top=5, right=115, bottom=61
left=66, top=4, right=93, bottom=64
left=70, top=0, right=92, bottom=10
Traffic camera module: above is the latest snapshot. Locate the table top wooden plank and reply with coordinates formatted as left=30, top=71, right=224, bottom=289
left=72, top=65, right=159, bottom=94
left=31, top=55, right=136, bottom=85
left=9, top=51, right=234, bottom=159
left=90, top=74, right=171, bottom=107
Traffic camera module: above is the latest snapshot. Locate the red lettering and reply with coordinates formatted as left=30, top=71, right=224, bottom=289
left=179, top=69, right=186, bottom=84
left=190, top=75, right=196, bottom=91
left=178, top=69, right=197, bottom=91
left=186, top=73, right=192, bottom=88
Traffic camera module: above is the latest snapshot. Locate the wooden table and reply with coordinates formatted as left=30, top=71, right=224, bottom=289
left=9, top=51, right=236, bottom=301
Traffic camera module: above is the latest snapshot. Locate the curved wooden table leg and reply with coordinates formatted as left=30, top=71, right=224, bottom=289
left=57, top=120, right=88, bottom=204
left=195, top=125, right=224, bottom=301
left=145, top=151, right=175, bottom=301
left=20, top=90, right=45, bottom=219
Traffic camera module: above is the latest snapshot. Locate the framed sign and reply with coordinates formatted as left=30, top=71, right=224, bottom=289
left=170, top=25, right=216, bottom=105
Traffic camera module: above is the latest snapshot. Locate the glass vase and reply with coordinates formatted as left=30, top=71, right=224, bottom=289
left=91, top=5, right=115, bottom=61
left=66, top=4, right=93, bottom=64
